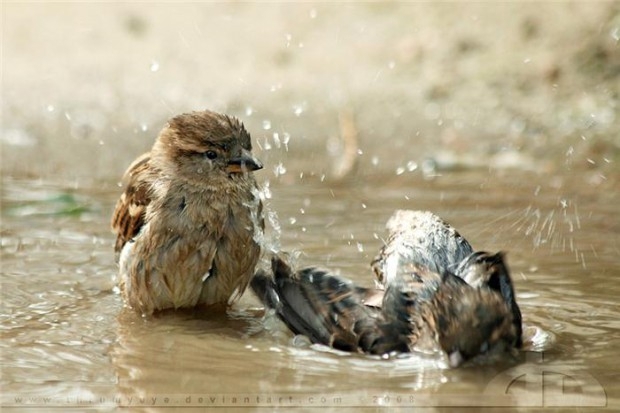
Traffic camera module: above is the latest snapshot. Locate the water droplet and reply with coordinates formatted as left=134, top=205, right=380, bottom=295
left=263, top=138, right=272, bottom=150
left=357, top=242, right=364, bottom=252
left=361, top=203, right=367, bottom=209
left=260, top=183, right=272, bottom=200
left=272, top=133, right=281, bottom=148
left=371, top=156, right=379, bottom=166
left=289, top=217, right=297, bottom=225
left=293, top=104, right=305, bottom=116
left=309, top=8, right=317, bottom=19
left=396, top=167, right=405, bottom=175
left=282, top=132, right=290, bottom=151
left=140, top=123, right=148, bottom=132
left=150, top=61, right=160, bottom=72
left=47, top=105, right=55, bottom=112
left=273, top=162, right=287, bottom=177
left=406, top=161, right=418, bottom=171
left=245, top=107, right=254, bottom=116
left=357, top=149, right=363, bottom=155
left=388, top=60, right=396, bottom=69
left=299, top=208, right=305, bottom=215
left=262, top=120, right=272, bottom=130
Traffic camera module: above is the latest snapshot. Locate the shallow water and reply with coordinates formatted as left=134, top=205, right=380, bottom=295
left=1, top=169, right=619, bottom=412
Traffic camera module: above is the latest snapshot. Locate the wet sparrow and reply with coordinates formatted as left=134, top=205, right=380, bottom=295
left=251, top=210, right=522, bottom=366
left=111, top=110, right=264, bottom=314
left=251, top=254, right=518, bottom=367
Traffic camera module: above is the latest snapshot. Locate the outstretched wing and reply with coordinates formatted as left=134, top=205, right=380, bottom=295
left=251, top=256, right=391, bottom=352
left=251, top=255, right=433, bottom=355
left=111, top=153, right=152, bottom=253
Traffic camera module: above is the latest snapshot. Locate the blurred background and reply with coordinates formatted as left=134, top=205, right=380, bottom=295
left=2, top=2, right=619, bottom=183
left=2, top=3, right=620, bottom=411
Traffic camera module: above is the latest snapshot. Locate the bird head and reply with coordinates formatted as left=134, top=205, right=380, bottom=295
left=152, top=110, right=263, bottom=184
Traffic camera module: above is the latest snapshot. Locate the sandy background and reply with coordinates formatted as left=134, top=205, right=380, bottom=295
left=2, top=2, right=619, bottom=183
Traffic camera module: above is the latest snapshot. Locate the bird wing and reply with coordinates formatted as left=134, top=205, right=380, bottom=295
left=455, top=251, right=523, bottom=346
left=251, top=255, right=387, bottom=352
left=251, top=255, right=442, bottom=355
left=111, top=153, right=152, bottom=253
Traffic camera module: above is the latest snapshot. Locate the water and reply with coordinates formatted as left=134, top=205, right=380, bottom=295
left=2, top=169, right=618, bottom=411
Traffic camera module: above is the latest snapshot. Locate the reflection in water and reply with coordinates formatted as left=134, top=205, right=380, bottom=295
left=1, top=173, right=618, bottom=410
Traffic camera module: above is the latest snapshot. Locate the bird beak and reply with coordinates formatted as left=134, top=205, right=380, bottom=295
left=226, top=149, right=263, bottom=173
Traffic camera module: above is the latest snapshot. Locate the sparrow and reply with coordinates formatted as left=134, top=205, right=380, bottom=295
left=372, top=210, right=522, bottom=345
left=251, top=254, right=518, bottom=367
left=250, top=210, right=522, bottom=366
left=111, top=110, right=264, bottom=314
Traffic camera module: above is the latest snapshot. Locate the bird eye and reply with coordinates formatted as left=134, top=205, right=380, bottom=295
left=205, top=150, right=217, bottom=160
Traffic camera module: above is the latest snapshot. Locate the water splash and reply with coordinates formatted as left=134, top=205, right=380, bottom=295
left=251, top=180, right=281, bottom=254
left=273, top=162, right=287, bottom=177
left=506, top=198, right=585, bottom=266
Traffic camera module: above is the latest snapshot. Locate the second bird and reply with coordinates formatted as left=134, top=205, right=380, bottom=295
left=111, top=110, right=264, bottom=314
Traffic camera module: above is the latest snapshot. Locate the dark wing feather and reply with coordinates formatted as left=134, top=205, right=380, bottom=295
left=111, top=153, right=152, bottom=253
left=251, top=255, right=385, bottom=352
left=455, top=251, right=523, bottom=346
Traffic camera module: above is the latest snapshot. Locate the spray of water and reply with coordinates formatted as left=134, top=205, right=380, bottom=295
left=501, top=198, right=586, bottom=269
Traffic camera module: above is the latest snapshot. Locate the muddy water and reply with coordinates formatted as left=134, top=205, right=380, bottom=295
left=1, top=170, right=619, bottom=412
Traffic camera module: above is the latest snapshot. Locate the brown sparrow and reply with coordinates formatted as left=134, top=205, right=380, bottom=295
left=251, top=254, right=518, bottom=367
left=111, top=110, right=264, bottom=314
left=251, top=210, right=522, bottom=366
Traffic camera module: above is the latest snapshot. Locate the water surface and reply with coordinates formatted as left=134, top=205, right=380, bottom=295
left=1, top=169, right=618, bottom=411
